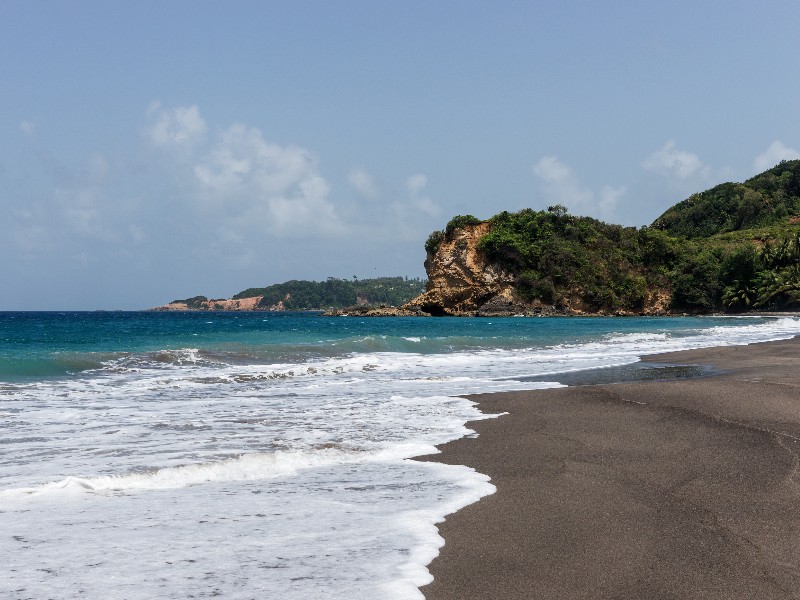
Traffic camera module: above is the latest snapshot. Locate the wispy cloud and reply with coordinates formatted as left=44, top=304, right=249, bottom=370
left=348, top=167, right=379, bottom=199
left=754, top=140, right=800, bottom=173
left=145, top=102, right=207, bottom=152
left=385, top=173, right=442, bottom=239
left=642, top=140, right=711, bottom=181
left=532, top=156, right=624, bottom=220
left=404, top=173, right=440, bottom=217
left=191, top=122, right=342, bottom=236
left=5, top=102, right=442, bottom=296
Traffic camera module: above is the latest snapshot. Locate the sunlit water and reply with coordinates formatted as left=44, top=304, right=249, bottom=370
left=2, top=312, right=799, bottom=599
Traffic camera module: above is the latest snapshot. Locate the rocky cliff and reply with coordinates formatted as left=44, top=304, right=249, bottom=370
left=403, top=222, right=518, bottom=316
left=152, top=296, right=286, bottom=311
left=400, top=218, right=672, bottom=317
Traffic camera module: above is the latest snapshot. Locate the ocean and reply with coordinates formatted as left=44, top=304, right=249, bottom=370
left=2, top=311, right=800, bottom=599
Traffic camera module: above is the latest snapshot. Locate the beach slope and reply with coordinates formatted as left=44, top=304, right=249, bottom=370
left=419, top=338, right=800, bottom=599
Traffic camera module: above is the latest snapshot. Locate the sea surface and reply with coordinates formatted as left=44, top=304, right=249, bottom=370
left=2, top=311, right=800, bottom=599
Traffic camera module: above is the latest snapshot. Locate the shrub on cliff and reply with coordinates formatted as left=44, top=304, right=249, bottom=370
left=170, top=296, right=208, bottom=309
left=444, top=215, right=482, bottom=237
left=425, top=230, right=445, bottom=255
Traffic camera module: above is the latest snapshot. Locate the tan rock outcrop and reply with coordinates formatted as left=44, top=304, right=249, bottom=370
left=151, top=296, right=279, bottom=311
left=401, top=221, right=675, bottom=317
left=322, top=305, right=430, bottom=317
left=404, top=223, right=517, bottom=316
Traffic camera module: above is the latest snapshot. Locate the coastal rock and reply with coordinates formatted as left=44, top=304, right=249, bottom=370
left=322, top=305, right=430, bottom=317
left=403, top=223, right=517, bottom=316
left=151, top=296, right=281, bottom=311
left=475, top=296, right=528, bottom=317
left=402, top=220, right=676, bottom=317
left=475, top=297, right=574, bottom=317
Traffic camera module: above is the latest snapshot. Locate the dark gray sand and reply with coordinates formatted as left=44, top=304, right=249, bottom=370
left=418, top=337, right=800, bottom=599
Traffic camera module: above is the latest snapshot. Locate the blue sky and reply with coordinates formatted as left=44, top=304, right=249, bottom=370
left=2, top=1, right=800, bottom=309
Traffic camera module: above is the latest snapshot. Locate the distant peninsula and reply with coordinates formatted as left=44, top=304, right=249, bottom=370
left=151, top=277, right=426, bottom=312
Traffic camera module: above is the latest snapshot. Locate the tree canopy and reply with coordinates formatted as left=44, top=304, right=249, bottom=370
left=434, top=161, right=800, bottom=313
left=233, top=277, right=426, bottom=310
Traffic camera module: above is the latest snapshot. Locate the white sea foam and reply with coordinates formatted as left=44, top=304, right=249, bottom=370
left=2, top=316, right=800, bottom=599
left=380, top=462, right=496, bottom=599
left=1, top=449, right=368, bottom=498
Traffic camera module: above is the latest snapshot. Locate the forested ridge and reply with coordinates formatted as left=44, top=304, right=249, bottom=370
left=426, top=160, right=800, bottom=313
left=169, top=277, right=426, bottom=311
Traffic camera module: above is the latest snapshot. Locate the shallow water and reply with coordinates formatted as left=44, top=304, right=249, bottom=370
left=2, top=312, right=799, bottom=599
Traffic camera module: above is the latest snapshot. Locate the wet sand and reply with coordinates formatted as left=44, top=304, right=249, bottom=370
left=418, top=338, right=800, bottom=599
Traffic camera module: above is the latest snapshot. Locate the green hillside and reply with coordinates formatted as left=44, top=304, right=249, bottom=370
left=432, top=161, right=800, bottom=313
left=233, top=277, right=426, bottom=310
left=475, top=207, right=658, bottom=310
left=652, top=160, right=800, bottom=238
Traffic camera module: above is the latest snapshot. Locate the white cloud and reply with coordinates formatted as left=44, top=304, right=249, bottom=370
left=532, top=156, right=571, bottom=183
left=598, top=185, right=626, bottom=216
left=533, top=156, right=592, bottom=206
left=192, top=122, right=341, bottom=235
left=532, top=156, right=624, bottom=220
left=642, top=140, right=711, bottom=180
left=754, top=140, right=800, bottom=173
left=19, top=120, right=34, bottom=136
left=406, top=173, right=428, bottom=197
left=7, top=101, right=437, bottom=293
left=145, top=102, right=207, bottom=151
left=405, top=173, right=440, bottom=217
left=348, top=167, right=378, bottom=199
left=384, top=173, right=442, bottom=239
left=56, top=188, right=106, bottom=239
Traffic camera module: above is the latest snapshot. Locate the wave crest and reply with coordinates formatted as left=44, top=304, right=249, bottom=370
left=0, top=442, right=439, bottom=501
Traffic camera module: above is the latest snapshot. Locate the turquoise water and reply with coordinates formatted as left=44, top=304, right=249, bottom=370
left=0, top=311, right=763, bottom=380
left=2, top=311, right=800, bottom=599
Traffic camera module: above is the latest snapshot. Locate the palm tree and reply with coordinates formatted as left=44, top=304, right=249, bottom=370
left=752, top=232, right=800, bottom=308
left=754, top=264, right=800, bottom=308
left=722, top=280, right=757, bottom=311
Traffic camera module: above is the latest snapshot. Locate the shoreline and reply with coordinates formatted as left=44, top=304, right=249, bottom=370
left=417, top=337, right=800, bottom=599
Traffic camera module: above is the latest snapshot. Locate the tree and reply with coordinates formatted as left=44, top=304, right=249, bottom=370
left=547, top=204, right=568, bottom=217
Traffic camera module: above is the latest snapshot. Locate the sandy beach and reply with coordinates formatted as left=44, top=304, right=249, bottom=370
left=418, top=337, right=800, bottom=599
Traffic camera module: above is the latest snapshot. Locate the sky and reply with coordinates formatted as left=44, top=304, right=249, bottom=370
left=2, top=0, right=800, bottom=310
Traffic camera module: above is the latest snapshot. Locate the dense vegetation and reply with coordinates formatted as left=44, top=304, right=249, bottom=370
left=232, top=277, right=426, bottom=310
left=439, top=161, right=800, bottom=313
left=425, top=214, right=483, bottom=255
left=653, top=160, right=800, bottom=238
left=722, top=233, right=800, bottom=310
left=476, top=207, right=663, bottom=311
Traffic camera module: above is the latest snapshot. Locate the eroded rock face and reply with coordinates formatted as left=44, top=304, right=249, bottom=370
left=151, top=296, right=280, bottom=311
left=322, top=306, right=430, bottom=317
left=402, top=222, right=674, bottom=317
left=404, top=223, right=516, bottom=316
